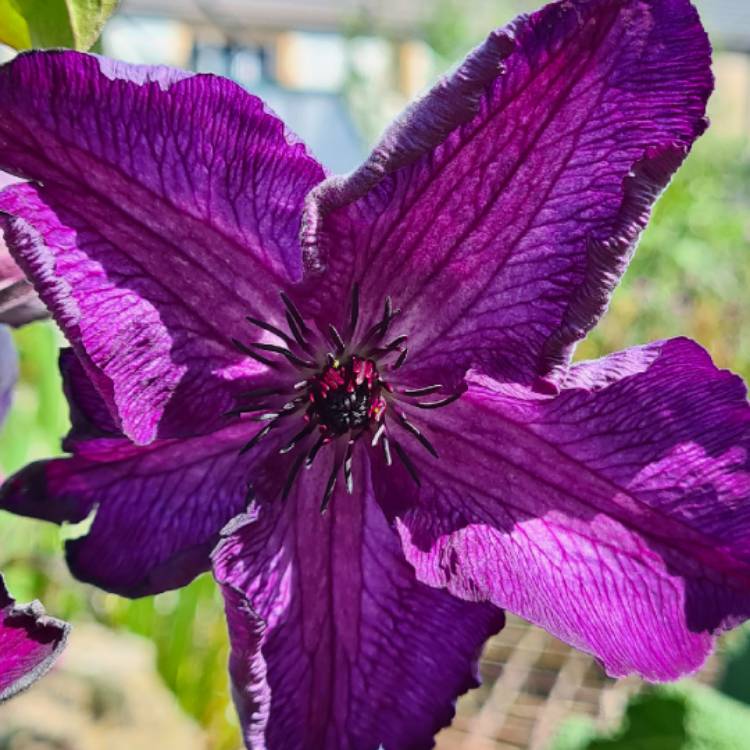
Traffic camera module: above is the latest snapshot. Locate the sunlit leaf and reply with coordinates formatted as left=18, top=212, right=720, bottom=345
left=65, top=0, right=118, bottom=51
left=3, top=0, right=117, bottom=50
left=12, top=0, right=73, bottom=48
left=0, top=0, right=31, bottom=49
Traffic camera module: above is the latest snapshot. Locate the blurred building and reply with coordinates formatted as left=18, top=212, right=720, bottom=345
left=106, top=0, right=750, bottom=171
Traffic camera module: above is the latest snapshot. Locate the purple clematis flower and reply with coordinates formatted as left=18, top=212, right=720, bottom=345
left=0, top=0, right=749, bottom=745
left=0, top=331, right=69, bottom=701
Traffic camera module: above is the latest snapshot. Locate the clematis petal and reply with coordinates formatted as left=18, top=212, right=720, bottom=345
left=0, top=574, right=70, bottom=702
left=302, top=0, right=711, bottom=386
left=213, top=451, right=503, bottom=750
left=0, top=421, right=267, bottom=596
left=385, top=338, right=750, bottom=680
left=59, top=347, right=120, bottom=443
left=0, top=51, right=326, bottom=443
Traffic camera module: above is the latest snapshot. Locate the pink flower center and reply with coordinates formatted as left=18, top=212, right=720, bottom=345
left=307, top=356, right=387, bottom=437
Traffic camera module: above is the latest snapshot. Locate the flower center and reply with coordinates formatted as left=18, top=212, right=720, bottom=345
left=228, top=286, right=459, bottom=511
left=309, top=357, right=386, bottom=437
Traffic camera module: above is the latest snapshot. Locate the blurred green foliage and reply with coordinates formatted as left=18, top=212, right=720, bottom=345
left=553, top=683, right=750, bottom=750
left=576, top=136, right=750, bottom=381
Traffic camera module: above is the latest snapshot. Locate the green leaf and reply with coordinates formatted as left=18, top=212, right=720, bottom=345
left=718, top=625, right=750, bottom=706
left=551, top=682, right=750, bottom=750
left=65, top=0, right=118, bottom=51
left=4, top=0, right=117, bottom=50
left=0, top=0, right=32, bottom=49
left=12, top=0, right=74, bottom=48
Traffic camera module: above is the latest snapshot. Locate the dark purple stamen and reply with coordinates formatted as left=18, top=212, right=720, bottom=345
left=280, top=422, right=316, bottom=454
left=402, top=384, right=442, bottom=397
left=327, top=324, right=345, bottom=354
left=347, top=284, right=360, bottom=338
left=280, top=292, right=311, bottom=338
left=392, top=439, right=421, bottom=486
left=360, top=296, right=396, bottom=348
left=285, top=310, right=316, bottom=356
left=305, top=434, right=326, bottom=469
left=392, top=348, right=408, bottom=370
left=282, top=451, right=307, bottom=501
left=231, top=337, right=279, bottom=368
left=413, top=393, right=462, bottom=410
left=239, top=422, right=274, bottom=455
left=251, top=342, right=317, bottom=370
left=395, top=411, right=438, bottom=458
left=246, top=315, right=295, bottom=347
left=320, top=450, right=344, bottom=513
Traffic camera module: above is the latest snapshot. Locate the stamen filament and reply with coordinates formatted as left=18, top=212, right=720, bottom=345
left=305, top=434, right=326, bottom=468
left=413, top=393, right=461, bottom=410
left=327, top=324, right=345, bottom=354
left=402, top=384, right=442, bottom=397
left=370, top=334, right=408, bottom=357
left=393, top=439, right=421, bottom=486
left=371, top=422, right=386, bottom=446
left=280, top=292, right=311, bottom=337
left=231, top=338, right=279, bottom=368
left=246, top=316, right=294, bottom=347
left=223, top=404, right=273, bottom=417
left=392, top=348, right=408, bottom=370
left=285, top=310, right=316, bottom=356
left=280, top=422, right=316, bottom=454
left=382, top=435, right=392, bottom=466
left=282, top=452, right=307, bottom=501
left=395, top=412, right=438, bottom=458
left=252, top=342, right=317, bottom=370
left=239, top=422, right=274, bottom=455
left=344, top=442, right=354, bottom=494
left=320, top=468, right=338, bottom=513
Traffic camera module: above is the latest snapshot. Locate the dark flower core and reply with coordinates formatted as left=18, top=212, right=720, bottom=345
left=229, top=287, right=459, bottom=511
left=309, top=357, right=386, bottom=436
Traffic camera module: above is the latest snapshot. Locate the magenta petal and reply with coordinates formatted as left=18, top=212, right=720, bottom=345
left=0, top=575, right=69, bottom=702
left=213, top=452, right=503, bottom=750
left=302, top=0, right=711, bottom=385
left=390, top=339, right=750, bottom=680
left=0, top=51, right=326, bottom=443
left=0, top=422, right=263, bottom=596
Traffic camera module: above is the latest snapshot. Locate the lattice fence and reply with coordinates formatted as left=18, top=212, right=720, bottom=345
left=435, top=615, right=724, bottom=750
